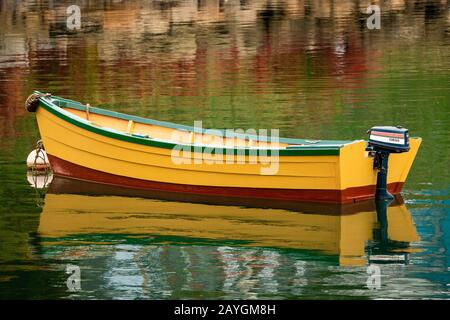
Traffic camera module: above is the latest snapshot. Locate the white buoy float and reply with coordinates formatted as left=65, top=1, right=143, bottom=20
left=26, top=140, right=51, bottom=172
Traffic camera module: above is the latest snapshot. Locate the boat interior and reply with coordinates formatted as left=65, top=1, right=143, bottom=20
left=43, top=94, right=351, bottom=150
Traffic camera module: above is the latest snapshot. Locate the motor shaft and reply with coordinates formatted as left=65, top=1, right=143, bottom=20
left=375, top=151, right=394, bottom=200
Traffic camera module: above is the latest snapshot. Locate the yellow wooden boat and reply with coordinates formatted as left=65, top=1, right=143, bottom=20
left=27, top=92, right=421, bottom=203
left=38, top=178, right=420, bottom=266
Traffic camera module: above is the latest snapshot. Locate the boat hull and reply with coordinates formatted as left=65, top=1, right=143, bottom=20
left=35, top=99, right=421, bottom=204
left=47, top=154, right=404, bottom=203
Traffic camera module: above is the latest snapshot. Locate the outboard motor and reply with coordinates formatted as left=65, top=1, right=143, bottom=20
left=366, top=126, right=410, bottom=200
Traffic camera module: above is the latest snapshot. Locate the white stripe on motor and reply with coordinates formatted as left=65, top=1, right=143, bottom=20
left=370, top=134, right=404, bottom=145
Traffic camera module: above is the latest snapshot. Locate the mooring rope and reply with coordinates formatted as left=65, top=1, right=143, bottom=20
left=29, top=139, right=51, bottom=175
left=25, top=92, right=51, bottom=112
left=29, top=139, right=52, bottom=208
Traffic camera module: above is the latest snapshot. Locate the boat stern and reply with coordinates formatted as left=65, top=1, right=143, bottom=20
left=338, top=136, right=421, bottom=202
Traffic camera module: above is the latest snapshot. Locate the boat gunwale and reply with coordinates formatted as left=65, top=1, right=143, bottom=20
left=35, top=92, right=356, bottom=156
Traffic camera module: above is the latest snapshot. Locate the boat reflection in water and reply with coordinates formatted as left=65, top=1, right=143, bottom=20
left=38, top=177, right=419, bottom=267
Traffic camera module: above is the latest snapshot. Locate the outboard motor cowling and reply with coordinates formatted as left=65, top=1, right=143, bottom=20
left=367, top=126, right=410, bottom=153
left=366, top=126, right=410, bottom=200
